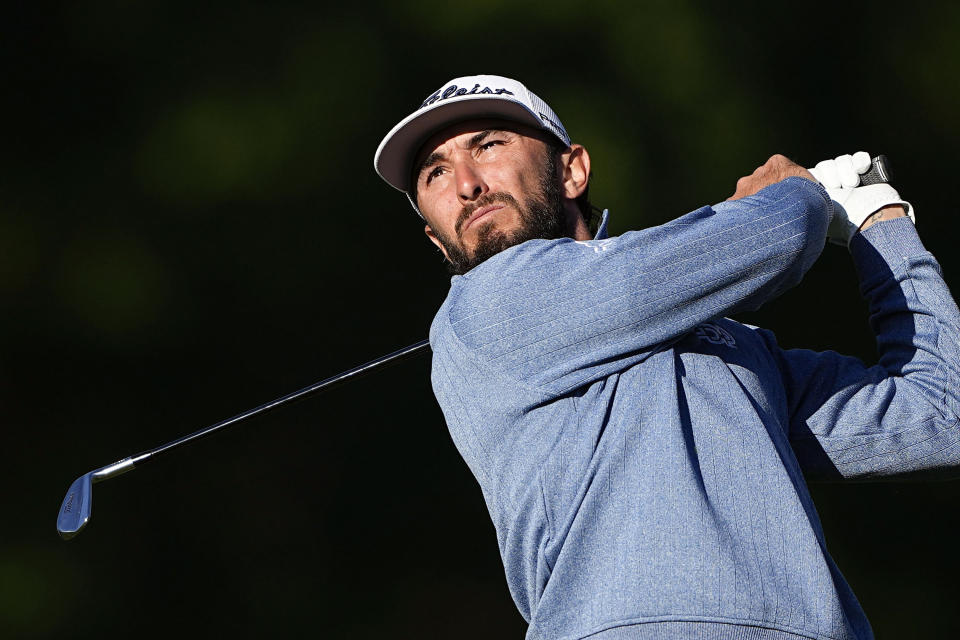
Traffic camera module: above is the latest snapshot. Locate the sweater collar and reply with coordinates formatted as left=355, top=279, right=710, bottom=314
left=594, top=209, right=611, bottom=240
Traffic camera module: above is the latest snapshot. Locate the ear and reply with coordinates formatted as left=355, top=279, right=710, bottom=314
left=560, top=144, right=591, bottom=200
left=424, top=224, right=450, bottom=260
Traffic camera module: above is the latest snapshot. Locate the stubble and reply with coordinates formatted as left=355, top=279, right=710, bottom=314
left=434, top=150, right=569, bottom=275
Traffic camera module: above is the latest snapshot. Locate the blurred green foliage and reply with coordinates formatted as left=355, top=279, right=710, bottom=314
left=3, top=1, right=960, bottom=638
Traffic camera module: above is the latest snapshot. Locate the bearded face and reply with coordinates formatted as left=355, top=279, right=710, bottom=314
left=424, top=145, right=571, bottom=275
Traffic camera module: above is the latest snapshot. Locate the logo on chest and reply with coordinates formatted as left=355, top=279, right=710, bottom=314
left=695, top=322, right=737, bottom=349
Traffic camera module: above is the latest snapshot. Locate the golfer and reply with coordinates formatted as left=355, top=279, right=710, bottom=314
left=374, top=74, right=960, bottom=640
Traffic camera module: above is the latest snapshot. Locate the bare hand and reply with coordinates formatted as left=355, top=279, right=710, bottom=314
left=727, top=154, right=817, bottom=201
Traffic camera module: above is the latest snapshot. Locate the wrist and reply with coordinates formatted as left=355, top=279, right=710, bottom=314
left=858, top=205, right=908, bottom=233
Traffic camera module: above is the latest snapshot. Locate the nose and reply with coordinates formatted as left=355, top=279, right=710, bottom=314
left=455, top=161, right=487, bottom=203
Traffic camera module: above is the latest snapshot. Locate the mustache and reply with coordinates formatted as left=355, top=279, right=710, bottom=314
left=455, top=192, right=521, bottom=236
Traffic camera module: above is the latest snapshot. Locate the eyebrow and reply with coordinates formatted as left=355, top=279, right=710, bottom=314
left=415, top=129, right=502, bottom=183
left=416, top=150, right=447, bottom=182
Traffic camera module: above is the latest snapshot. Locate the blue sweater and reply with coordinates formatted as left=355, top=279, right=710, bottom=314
left=428, top=177, right=960, bottom=640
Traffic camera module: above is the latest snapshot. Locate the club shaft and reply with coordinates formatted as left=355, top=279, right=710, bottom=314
left=129, top=338, right=430, bottom=467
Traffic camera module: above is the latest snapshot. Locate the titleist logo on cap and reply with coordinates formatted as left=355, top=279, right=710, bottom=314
left=538, top=112, right=568, bottom=140
left=420, top=83, right=516, bottom=109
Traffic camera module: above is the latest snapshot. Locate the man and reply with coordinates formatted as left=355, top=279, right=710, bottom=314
left=374, top=75, right=960, bottom=640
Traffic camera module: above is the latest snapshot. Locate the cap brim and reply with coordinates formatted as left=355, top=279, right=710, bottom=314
left=374, top=96, right=546, bottom=193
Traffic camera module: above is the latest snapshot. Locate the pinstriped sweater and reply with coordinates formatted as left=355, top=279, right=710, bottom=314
left=428, top=177, right=960, bottom=640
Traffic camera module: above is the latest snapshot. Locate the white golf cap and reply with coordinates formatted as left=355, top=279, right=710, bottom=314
left=374, top=74, right=571, bottom=197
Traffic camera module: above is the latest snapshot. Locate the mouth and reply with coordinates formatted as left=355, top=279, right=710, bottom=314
left=462, top=204, right=506, bottom=233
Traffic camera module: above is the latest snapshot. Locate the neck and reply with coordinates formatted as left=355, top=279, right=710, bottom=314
left=566, top=205, right=592, bottom=241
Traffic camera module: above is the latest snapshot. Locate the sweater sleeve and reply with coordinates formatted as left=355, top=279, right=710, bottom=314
left=441, top=177, right=830, bottom=396
left=762, top=217, right=960, bottom=479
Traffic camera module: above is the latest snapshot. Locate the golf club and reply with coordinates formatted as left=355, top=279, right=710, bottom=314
left=57, top=156, right=893, bottom=542
left=57, top=338, right=430, bottom=540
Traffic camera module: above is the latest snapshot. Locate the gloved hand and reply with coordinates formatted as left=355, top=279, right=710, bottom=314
left=808, top=151, right=915, bottom=246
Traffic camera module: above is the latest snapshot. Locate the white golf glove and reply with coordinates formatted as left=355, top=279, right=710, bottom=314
left=808, top=151, right=915, bottom=246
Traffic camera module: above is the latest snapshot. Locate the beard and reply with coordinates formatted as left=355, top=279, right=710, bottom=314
left=432, top=152, right=571, bottom=275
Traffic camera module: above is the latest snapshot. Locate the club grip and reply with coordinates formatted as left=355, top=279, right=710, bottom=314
left=859, top=154, right=891, bottom=186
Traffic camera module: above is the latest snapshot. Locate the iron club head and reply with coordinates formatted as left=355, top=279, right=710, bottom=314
left=56, top=457, right=136, bottom=540
left=57, top=473, right=93, bottom=540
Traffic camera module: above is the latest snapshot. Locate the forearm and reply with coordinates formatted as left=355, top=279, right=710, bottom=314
left=852, top=217, right=960, bottom=414
left=787, top=218, right=960, bottom=478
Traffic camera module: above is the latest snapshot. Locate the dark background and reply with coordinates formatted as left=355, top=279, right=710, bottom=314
left=4, top=2, right=960, bottom=637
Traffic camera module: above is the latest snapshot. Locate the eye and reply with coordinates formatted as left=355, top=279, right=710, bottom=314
left=479, top=139, right=504, bottom=152
left=423, top=165, right=445, bottom=185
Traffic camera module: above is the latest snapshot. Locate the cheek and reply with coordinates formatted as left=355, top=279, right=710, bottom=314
left=420, top=194, right=461, bottom=238
left=488, top=155, right=527, bottom=188
left=499, top=149, right=547, bottom=198
left=504, top=168, right=541, bottom=208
